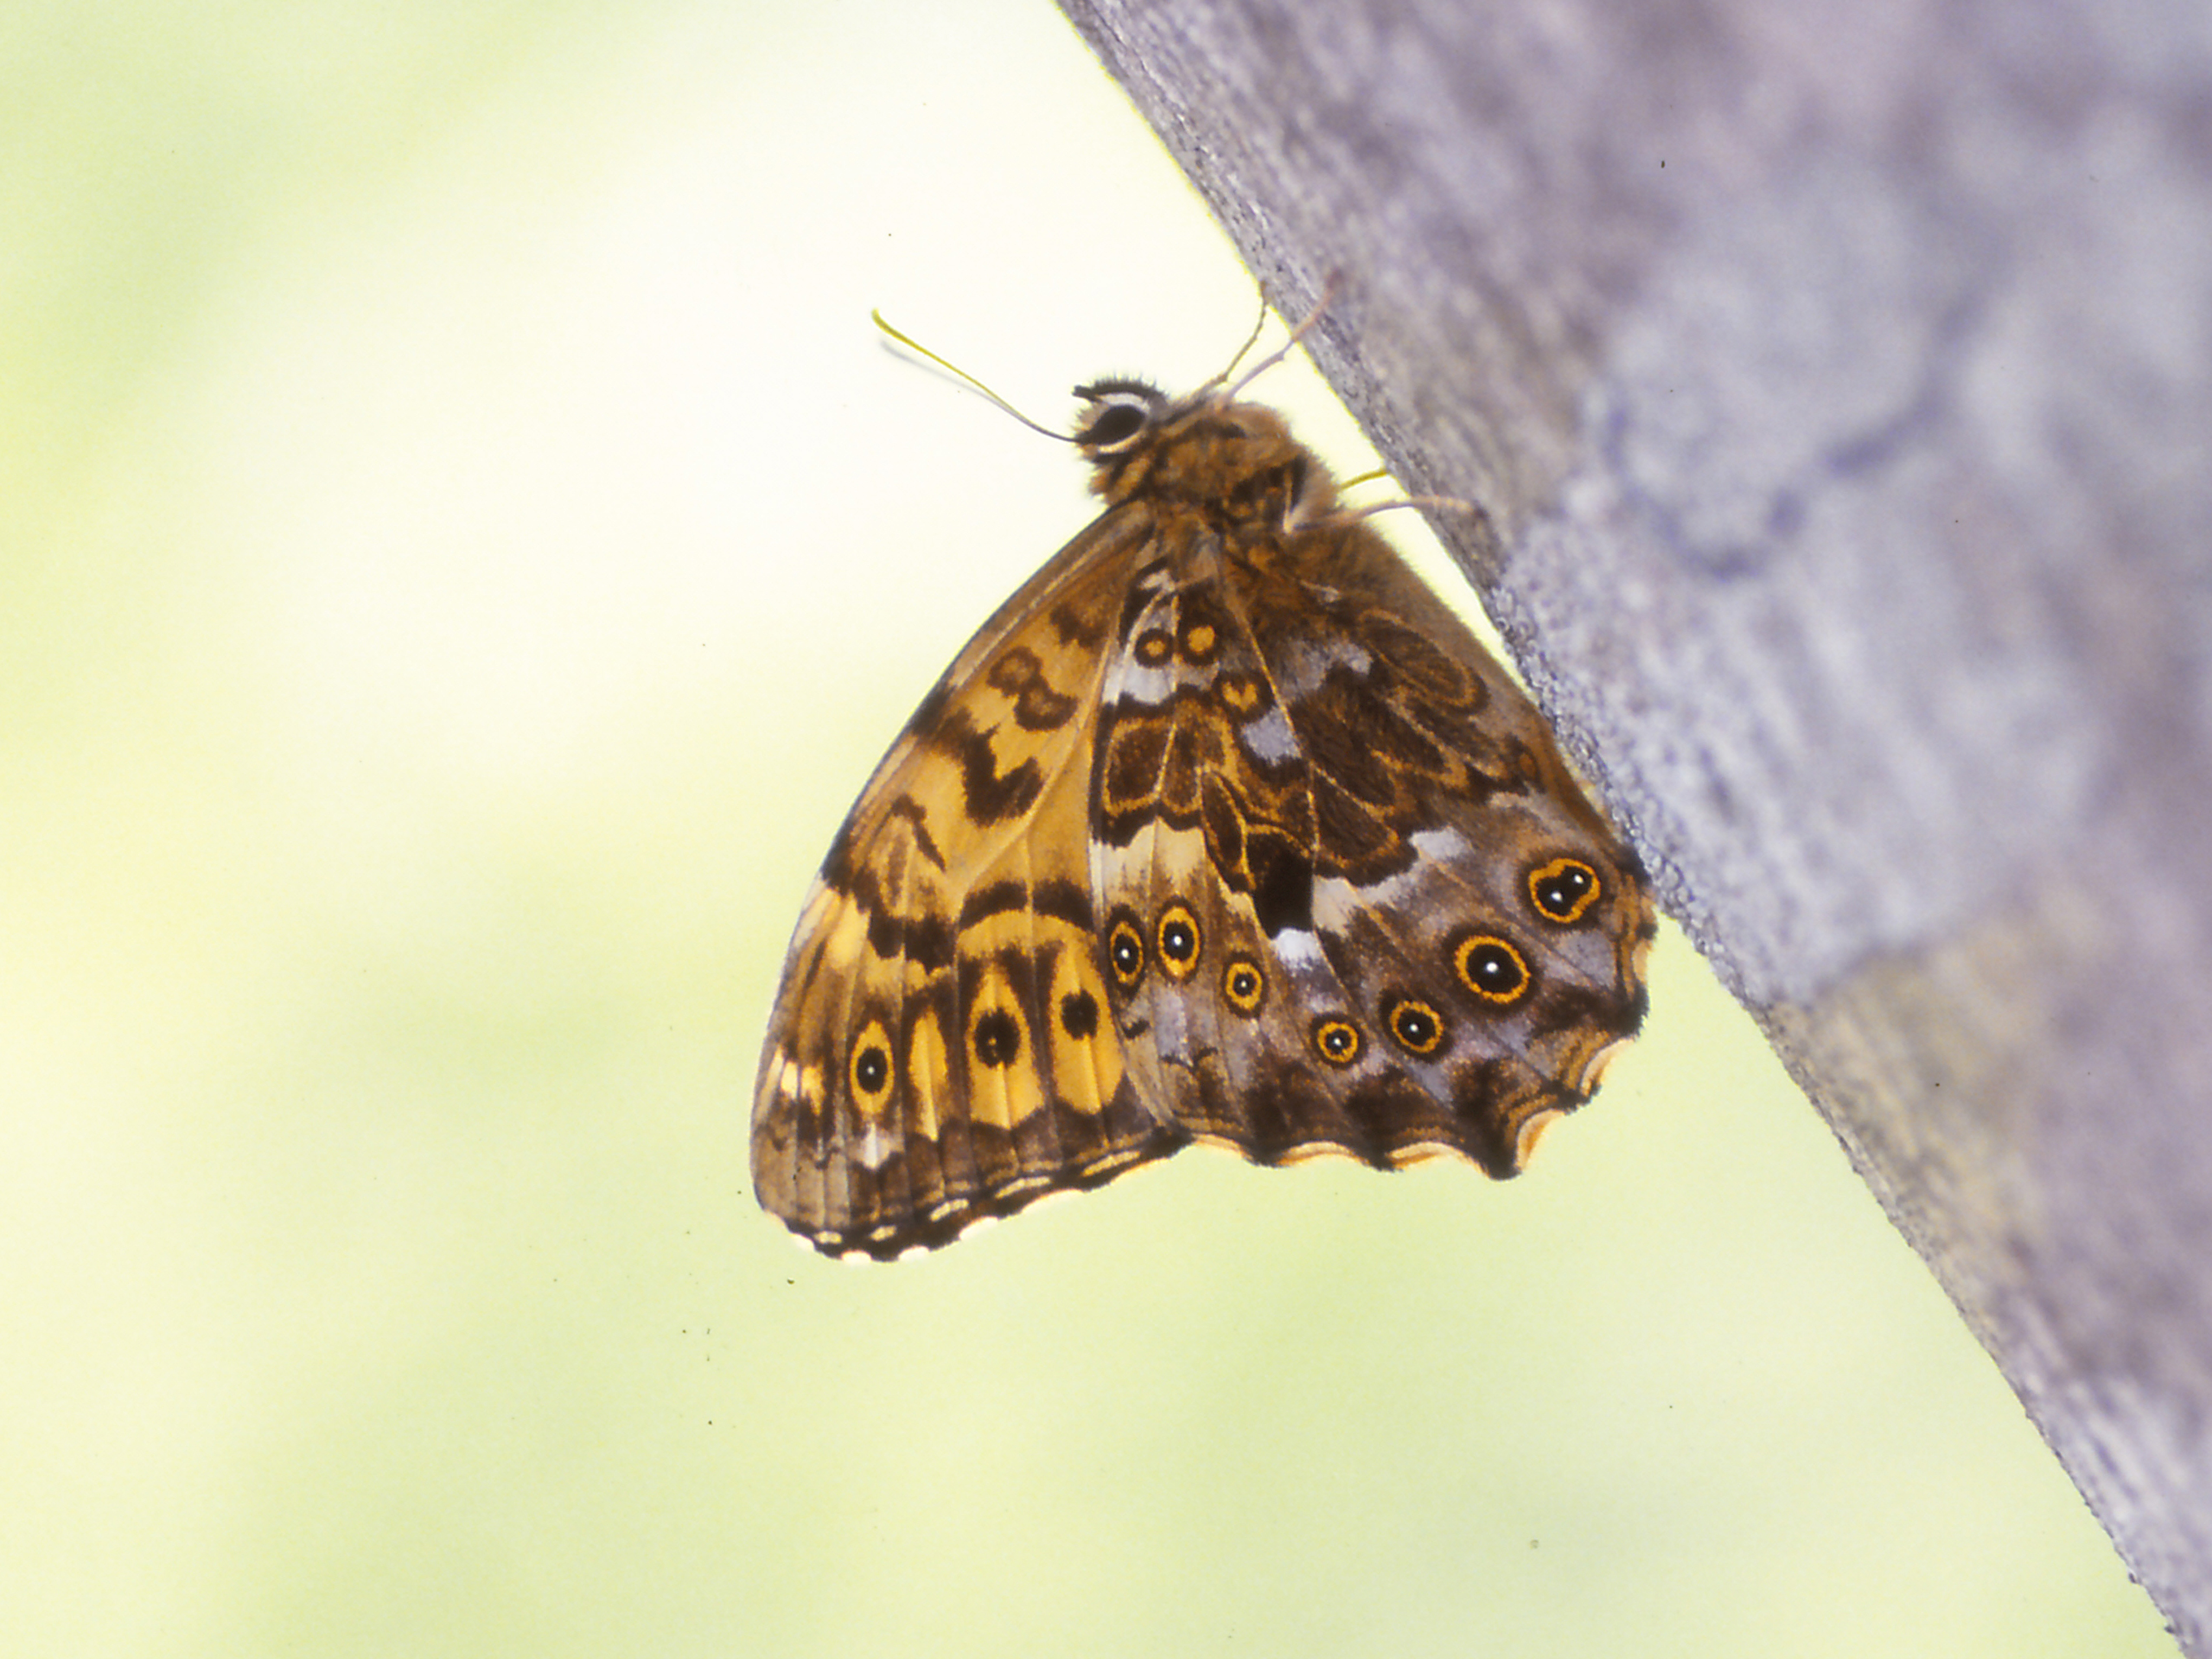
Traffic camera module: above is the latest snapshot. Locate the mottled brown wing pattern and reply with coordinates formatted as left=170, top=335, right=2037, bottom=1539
left=1282, top=573, right=1652, bottom=1172
left=1089, top=484, right=1652, bottom=1183
left=753, top=360, right=1655, bottom=1259
left=1087, top=532, right=1357, bottom=1160
left=751, top=511, right=1186, bottom=1259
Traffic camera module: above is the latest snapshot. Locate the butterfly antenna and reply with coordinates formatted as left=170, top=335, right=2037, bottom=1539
left=871, top=310, right=1073, bottom=442
left=1224, top=273, right=1342, bottom=400
left=1201, top=294, right=1275, bottom=392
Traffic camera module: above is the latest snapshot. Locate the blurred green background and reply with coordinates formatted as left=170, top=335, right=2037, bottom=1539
left=1, top=2, right=2178, bottom=1655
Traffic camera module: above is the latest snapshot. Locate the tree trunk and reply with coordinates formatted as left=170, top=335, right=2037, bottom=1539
left=1056, top=0, right=2212, bottom=1647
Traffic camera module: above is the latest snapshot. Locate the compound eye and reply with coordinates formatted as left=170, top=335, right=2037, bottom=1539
left=1073, top=382, right=1163, bottom=451
left=1082, top=401, right=1147, bottom=448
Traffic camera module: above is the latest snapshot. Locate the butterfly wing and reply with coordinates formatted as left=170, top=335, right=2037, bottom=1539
left=1090, top=523, right=1387, bottom=1162
left=756, top=369, right=1652, bottom=1259
left=1092, top=511, right=1655, bottom=1176
left=751, top=507, right=1186, bottom=1258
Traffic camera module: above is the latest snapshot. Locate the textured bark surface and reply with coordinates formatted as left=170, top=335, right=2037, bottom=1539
left=1055, top=0, right=2212, bottom=1648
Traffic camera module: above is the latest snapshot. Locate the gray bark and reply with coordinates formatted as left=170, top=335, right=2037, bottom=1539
left=1054, top=0, right=2212, bottom=1648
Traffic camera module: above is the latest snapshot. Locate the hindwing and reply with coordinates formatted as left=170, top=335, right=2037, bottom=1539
left=1088, top=507, right=1653, bottom=1181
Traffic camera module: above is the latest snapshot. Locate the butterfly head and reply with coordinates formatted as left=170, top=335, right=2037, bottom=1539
left=1070, top=378, right=1334, bottom=530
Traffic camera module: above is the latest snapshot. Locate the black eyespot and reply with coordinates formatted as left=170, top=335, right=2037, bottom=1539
left=1156, top=902, right=1201, bottom=979
left=849, top=1028, right=894, bottom=1102
left=1106, top=915, right=1146, bottom=990
left=1451, top=934, right=1532, bottom=1006
left=1385, top=997, right=1447, bottom=1056
left=1528, top=857, right=1602, bottom=925
left=1311, top=1017, right=1363, bottom=1066
left=1060, top=990, right=1099, bottom=1041
left=971, top=1007, right=1023, bottom=1068
left=1221, top=956, right=1266, bottom=1014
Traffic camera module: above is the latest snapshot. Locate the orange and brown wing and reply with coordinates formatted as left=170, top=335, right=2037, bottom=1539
left=751, top=506, right=1185, bottom=1259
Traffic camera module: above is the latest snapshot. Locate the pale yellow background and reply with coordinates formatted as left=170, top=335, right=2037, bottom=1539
left=2, top=3, right=2177, bottom=1656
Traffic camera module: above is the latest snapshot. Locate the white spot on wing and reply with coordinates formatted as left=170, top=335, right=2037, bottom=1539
left=855, top=1125, right=891, bottom=1170
left=1107, top=665, right=1175, bottom=705
left=1410, top=826, right=1474, bottom=860
left=1235, top=704, right=1301, bottom=764
left=1272, top=636, right=1372, bottom=699
left=1312, top=877, right=1367, bottom=930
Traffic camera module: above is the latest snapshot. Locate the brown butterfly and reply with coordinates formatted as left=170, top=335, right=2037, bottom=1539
left=753, top=303, right=1655, bottom=1259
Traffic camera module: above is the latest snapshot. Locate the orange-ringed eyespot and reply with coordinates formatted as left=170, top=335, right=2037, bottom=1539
left=1106, top=916, right=1146, bottom=990
left=1156, top=902, right=1201, bottom=980
left=849, top=1025, right=894, bottom=1104
left=1452, top=933, right=1532, bottom=1005
left=1311, top=1017, right=1363, bottom=1066
left=1221, top=956, right=1266, bottom=1014
left=1385, top=997, right=1448, bottom=1056
left=1528, top=857, right=1601, bottom=925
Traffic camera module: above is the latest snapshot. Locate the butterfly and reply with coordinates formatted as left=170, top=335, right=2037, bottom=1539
left=753, top=302, right=1655, bottom=1260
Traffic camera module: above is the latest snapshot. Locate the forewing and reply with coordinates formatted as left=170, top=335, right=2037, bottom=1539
left=752, top=507, right=1182, bottom=1258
